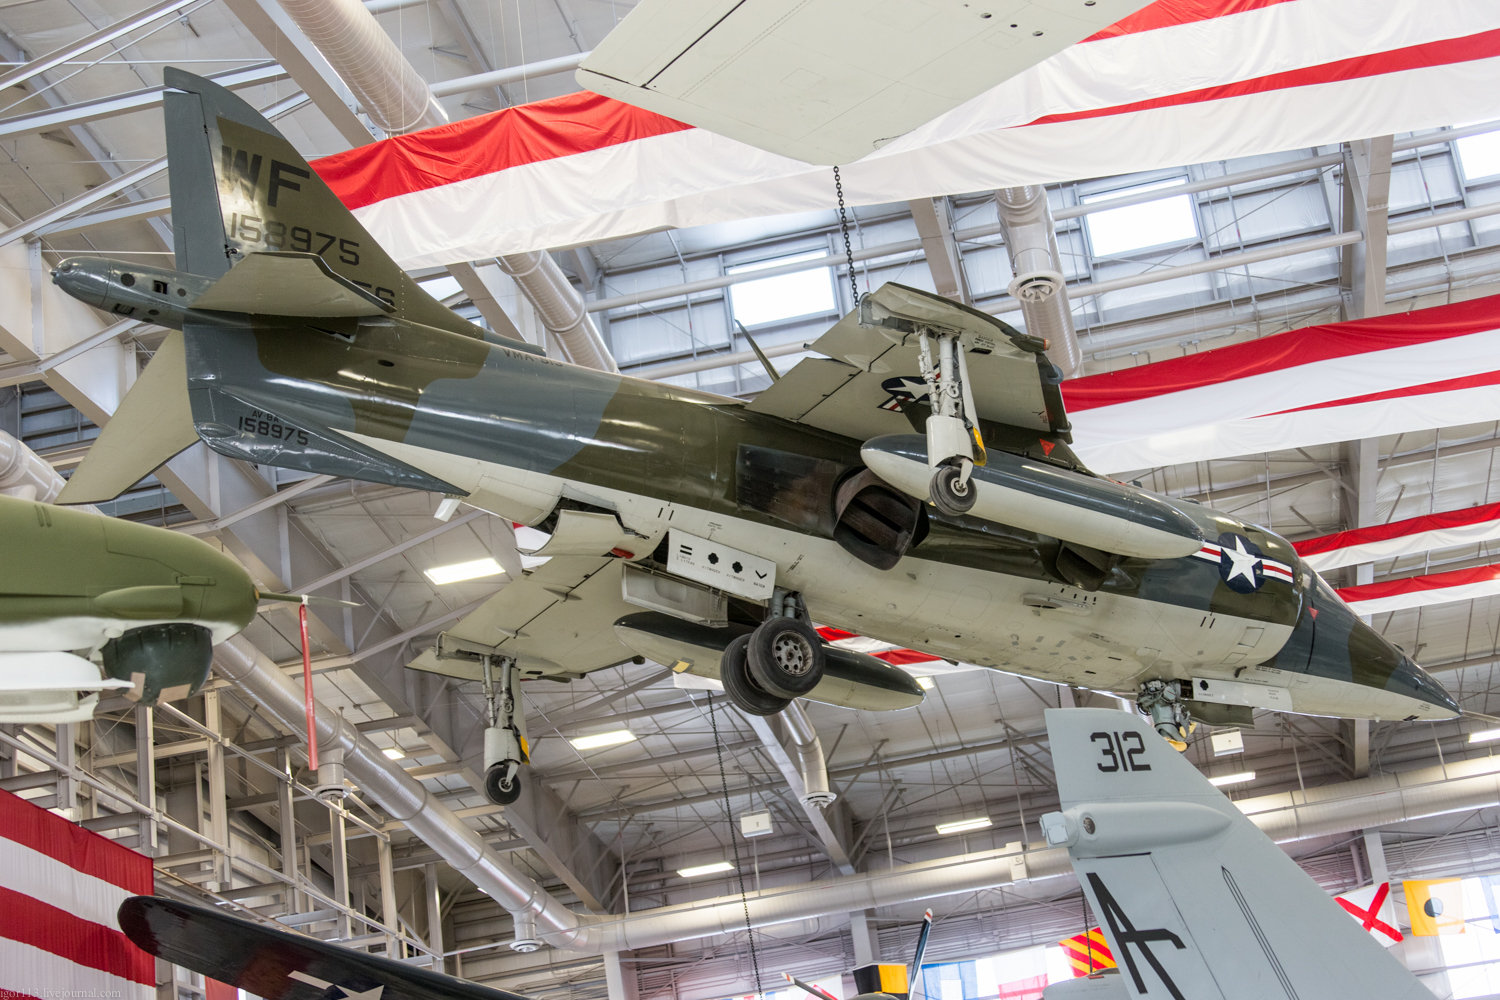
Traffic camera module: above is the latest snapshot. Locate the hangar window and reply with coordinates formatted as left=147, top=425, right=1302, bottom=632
left=1082, top=177, right=1199, bottom=257
left=727, top=250, right=836, bottom=328
left=1456, top=131, right=1500, bottom=181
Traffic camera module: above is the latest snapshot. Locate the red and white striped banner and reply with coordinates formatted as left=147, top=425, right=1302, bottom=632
left=1061, top=294, right=1500, bottom=474
left=310, top=0, right=1500, bottom=268
left=1294, top=502, right=1500, bottom=572
left=0, top=788, right=154, bottom=999
left=1337, top=563, right=1500, bottom=616
left=816, top=627, right=944, bottom=668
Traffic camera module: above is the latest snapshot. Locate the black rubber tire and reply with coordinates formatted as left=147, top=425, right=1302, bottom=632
left=747, top=617, right=826, bottom=698
left=485, top=763, right=523, bottom=805
left=720, top=633, right=791, bottom=716
left=929, top=464, right=977, bottom=516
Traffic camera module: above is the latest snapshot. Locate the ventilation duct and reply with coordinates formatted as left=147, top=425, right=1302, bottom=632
left=273, top=0, right=447, bottom=135
left=210, top=635, right=585, bottom=947
left=0, top=428, right=65, bottom=502
left=781, top=702, right=835, bottom=808
left=496, top=252, right=618, bottom=373
left=995, top=187, right=1083, bottom=379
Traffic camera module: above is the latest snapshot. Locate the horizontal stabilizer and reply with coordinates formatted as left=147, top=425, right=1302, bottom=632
left=55, top=330, right=198, bottom=504
left=119, top=895, right=528, bottom=1000
left=191, top=252, right=394, bottom=317
left=1040, top=709, right=1427, bottom=1000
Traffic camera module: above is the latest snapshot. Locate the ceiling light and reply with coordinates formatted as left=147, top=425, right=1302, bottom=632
left=915, top=676, right=935, bottom=690
left=1208, top=771, right=1256, bottom=787
left=569, top=729, right=636, bottom=750
left=382, top=747, right=404, bottom=760
left=424, top=557, right=505, bottom=585
left=1471, top=728, right=1500, bottom=744
left=678, top=861, right=734, bottom=878
left=936, top=817, right=992, bottom=835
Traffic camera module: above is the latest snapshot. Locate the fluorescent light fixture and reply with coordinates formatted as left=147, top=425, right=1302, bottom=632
left=1470, top=727, right=1500, bottom=744
left=936, top=817, right=992, bottom=835
left=424, top=557, right=505, bottom=585
left=569, top=729, right=636, bottom=751
left=1208, top=771, right=1256, bottom=787
left=915, top=676, right=935, bottom=690
left=382, top=747, right=405, bottom=760
left=677, top=861, right=735, bottom=878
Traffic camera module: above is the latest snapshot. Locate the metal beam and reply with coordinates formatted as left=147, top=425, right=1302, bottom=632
left=1342, top=136, right=1394, bottom=319
left=0, top=63, right=287, bottom=140
left=429, top=53, right=589, bottom=97
left=0, top=0, right=203, bottom=94
left=745, top=714, right=854, bottom=875
left=908, top=196, right=969, bottom=303
left=541, top=739, right=761, bottom=783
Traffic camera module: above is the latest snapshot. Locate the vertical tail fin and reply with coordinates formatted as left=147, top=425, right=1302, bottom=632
left=1040, top=709, right=1427, bottom=1000
left=161, top=68, right=472, bottom=335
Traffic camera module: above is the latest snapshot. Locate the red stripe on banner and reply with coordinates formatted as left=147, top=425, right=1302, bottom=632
left=1295, top=501, right=1500, bottom=557
left=0, top=787, right=152, bottom=893
left=814, top=627, right=940, bottom=665
left=1061, top=294, right=1500, bottom=412
left=312, top=91, right=694, bottom=211
left=1265, top=368, right=1500, bottom=415
left=0, top=885, right=154, bottom=984
left=1083, top=0, right=1297, bottom=42
left=1026, top=27, right=1500, bottom=132
left=816, top=627, right=858, bottom=642
left=1337, top=563, right=1500, bottom=604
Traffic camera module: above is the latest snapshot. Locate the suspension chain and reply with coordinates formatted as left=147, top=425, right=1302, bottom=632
left=709, top=697, right=764, bottom=998
left=834, top=165, right=860, bottom=307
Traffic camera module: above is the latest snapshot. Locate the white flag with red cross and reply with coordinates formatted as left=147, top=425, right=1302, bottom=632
left=1336, top=882, right=1404, bottom=947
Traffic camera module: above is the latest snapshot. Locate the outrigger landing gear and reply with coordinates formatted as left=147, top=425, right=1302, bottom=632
left=917, top=326, right=984, bottom=517
left=1136, top=679, right=1196, bottom=752
left=481, top=654, right=529, bottom=806
left=721, top=589, right=828, bottom=715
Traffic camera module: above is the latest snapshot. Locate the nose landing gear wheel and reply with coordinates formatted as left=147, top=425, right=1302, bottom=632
left=721, top=633, right=792, bottom=716
left=929, top=464, right=976, bottom=516
left=747, top=617, right=826, bottom=698
left=485, top=762, right=523, bottom=805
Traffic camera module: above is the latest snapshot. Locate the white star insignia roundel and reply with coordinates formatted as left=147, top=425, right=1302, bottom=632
left=1190, top=533, right=1296, bottom=591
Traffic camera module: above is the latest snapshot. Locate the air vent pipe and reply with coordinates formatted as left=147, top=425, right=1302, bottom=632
left=267, top=0, right=617, bottom=371
left=496, top=252, right=618, bottom=372
left=211, top=635, right=585, bottom=947
left=781, top=702, right=835, bottom=808
left=0, top=428, right=66, bottom=502
left=995, top=187, right=1083, bottom=378
left=273, top=0, right=447, bottom=134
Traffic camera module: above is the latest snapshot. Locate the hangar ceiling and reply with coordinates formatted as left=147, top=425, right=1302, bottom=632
left=1, top=2, right=1500, bottom=999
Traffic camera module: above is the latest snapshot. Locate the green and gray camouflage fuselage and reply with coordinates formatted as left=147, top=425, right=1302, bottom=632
left=50, top=69, right=1458, bottom=726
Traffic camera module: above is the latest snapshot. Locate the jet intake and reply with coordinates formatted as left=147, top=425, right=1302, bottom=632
left=833, top=469, right=926, bottom=571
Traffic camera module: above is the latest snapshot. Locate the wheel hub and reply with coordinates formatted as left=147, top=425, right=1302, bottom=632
left=772, top=632, right=813, bottom=675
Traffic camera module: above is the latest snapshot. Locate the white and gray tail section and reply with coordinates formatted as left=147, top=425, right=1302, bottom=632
left=1040, top=708, right=1426, bottom=1000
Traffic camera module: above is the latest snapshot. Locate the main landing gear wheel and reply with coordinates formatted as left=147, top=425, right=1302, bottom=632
left=747, top=616, right=826, bottom=698
left=721, top=633, right=791, bottom=716
left=485, top=762, right=523, bottom=805
left=929, top=464, right=976, bottom=517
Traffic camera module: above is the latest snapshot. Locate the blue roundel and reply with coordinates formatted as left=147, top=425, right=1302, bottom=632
left=1217, top=532, right=1265, bottom=594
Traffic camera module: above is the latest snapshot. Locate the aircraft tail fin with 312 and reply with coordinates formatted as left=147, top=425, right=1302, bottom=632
left=1039, top=708, right=1427, bottom=1000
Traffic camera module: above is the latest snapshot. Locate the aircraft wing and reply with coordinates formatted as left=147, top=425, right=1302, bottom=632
left=119, top=895, right=527, bottom=1000
left=1039, top=709, right=1428, bottom=1000
left=576, top=0, right=1156, bottom=165
left=407, top=554, right=640, bottom=682
left=748, top=282, right=1068, bottom=442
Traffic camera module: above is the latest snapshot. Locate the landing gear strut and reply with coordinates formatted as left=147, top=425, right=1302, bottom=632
left=917, top=327, right=984, bottom=516
left=1136, top=679, right=1195, bottom=752
left=481, top=654, right=528, bottom=805
left=721, top=590, right=828, bottom=715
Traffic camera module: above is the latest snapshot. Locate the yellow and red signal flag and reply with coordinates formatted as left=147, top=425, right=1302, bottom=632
left=1058, top=927, right=1116, bottom=977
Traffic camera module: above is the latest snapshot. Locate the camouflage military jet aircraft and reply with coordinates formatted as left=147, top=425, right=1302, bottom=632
left=51, top=71, right=1457, bottom=799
